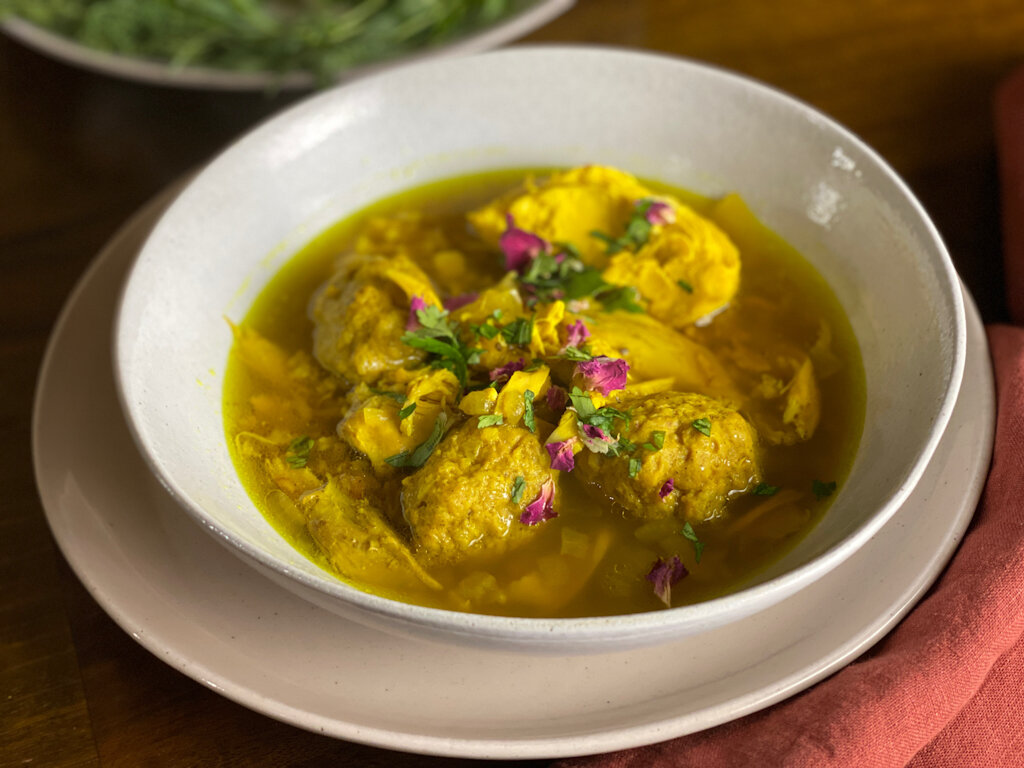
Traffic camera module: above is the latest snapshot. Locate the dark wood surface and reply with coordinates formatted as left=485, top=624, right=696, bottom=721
left=2, top=1, right=1020, bottom=765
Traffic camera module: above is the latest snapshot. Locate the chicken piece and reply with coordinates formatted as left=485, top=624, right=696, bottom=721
left=401, top=421, right=557, bottom=565
left=310, top=252, right=439, bottom=385
left=601, top=203, right=740, bottom=328
left=468, top=165, right=656, bottom=268
left=303, top=475, right=442, bottom=593
left=574, top=391, right=761, bottom=523
left=339, top=368, right=461, bottom=472
left=583, top=311, right=744, bottom=406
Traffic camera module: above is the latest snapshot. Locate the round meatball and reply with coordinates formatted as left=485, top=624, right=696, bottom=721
left=401, top=420, right=556, bottom=565
left=575, top=391, right=761, bottom=523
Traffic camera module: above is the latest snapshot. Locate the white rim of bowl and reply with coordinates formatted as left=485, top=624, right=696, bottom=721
left=114, top=45, right=967, bottom=644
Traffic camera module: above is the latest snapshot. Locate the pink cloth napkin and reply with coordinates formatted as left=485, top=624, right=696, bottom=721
left=556, top=68, right=1024, bottom=768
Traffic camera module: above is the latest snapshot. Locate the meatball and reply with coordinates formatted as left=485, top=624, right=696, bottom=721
left=575, top=392, right=761, bottom=523
left=401, top=420, right=557, bottom=565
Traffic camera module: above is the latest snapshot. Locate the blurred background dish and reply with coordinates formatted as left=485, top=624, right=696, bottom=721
left=0, top=0, right=573, bottom=90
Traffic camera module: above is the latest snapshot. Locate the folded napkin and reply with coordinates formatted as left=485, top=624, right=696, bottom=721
left=557, top=69, right=1024, bottom=768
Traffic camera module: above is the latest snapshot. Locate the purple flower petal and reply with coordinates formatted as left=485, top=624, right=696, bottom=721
left=488, top=358, right=526, bottom=383
left=520, top=478, right=557, bottom=525
left=499, top=214, right=550, bottom=273
left=579, top=422, right=615, bottom=454
left=645, top=556, right=688, bottom=607
left=443, top=292, right=478, bottom=311
left=564, top=319, right=590, bottom=349
left=643, top=199, right=676, bottom=226
left=546, top=385, right=568, bottom=414
left=575, top=356, right=629, bottom=395
left=406, top=295, right=428, bottom=330
left=659, top=478, right=675, bottom=499
left=546, top=439, right=577, bottom=471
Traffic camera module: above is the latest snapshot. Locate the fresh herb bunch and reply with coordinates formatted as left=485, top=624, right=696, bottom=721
left=3, top=0, right=522, bottom=83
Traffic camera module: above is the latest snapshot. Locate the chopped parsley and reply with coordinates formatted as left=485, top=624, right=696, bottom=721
left=677, top=279, right=694, bottom=293
left=753, top=483, right=780, bottom=496
left=589, top=198, right=663, bottom=255
left=523, top=390, right=536, bottom=433
left=680, top=522, right=705, bottom=564
left=628, top=457, right=641, bottom=478
left=643, top=430, right=666, bottom=451
left=397, top=402, right=417, bottom=421
left=813, top=480, right=838, bottom=500
left=562, top=345, right=594, bottom=362
left=384, top=414, right=448, bottom=469
left=500, top=316, right=534, bottom=346
left=510, top=475, right=526, bottom=505
left=369, top=388, right=406, bottom=403
left=285, top=435, right=314, bottom=469
left=401, top=304, right=481, bottom=389
left=691, top=418, right=712, bottom=437
left=477, top=414, right=504, bottom=429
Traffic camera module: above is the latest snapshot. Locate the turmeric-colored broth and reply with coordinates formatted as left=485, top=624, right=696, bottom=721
left=223, top=169, right=865, bottom=617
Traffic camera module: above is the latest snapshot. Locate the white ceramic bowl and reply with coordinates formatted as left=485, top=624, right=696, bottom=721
left=115, top=46, right=965, bottom=654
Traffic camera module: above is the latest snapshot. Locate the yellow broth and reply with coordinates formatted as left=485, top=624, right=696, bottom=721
left=223, top=169, right=865, bottom=617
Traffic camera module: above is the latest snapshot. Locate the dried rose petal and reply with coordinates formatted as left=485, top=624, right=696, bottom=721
left=499, top=214, right=549, bottom=273
left=564, top=319, right=590, bottom=349
left=643, top=199, right=676, bottom=226
left=520, top=478, right=557, bottom=525
left=646, top=556, right=688, bottom=607
left=575, top=356, right=629, bottom=395
left=406, top=295, right=429, bottom=330
left=443, top=292, right=478, bottom=311
left=546, top=439, right=576, bottom=472
left=579, top=423, right=615, bottom=454
left=659, top=478, right=675, bottom=499
left=489, top=358, right=526, bottom=383
left=546, top=385, right=568, bottom=414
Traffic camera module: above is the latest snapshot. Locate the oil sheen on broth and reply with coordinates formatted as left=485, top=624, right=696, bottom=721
left=223, top=166, right=865, bottom=618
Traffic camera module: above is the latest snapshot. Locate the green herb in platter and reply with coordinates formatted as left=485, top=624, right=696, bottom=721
left=2, top=0, right=524, bottom=84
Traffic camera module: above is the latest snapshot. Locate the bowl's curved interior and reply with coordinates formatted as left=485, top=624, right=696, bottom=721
left=115, top=46, right=965, bottom=652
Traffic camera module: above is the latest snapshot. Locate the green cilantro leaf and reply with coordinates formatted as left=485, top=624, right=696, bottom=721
left=285, top=435, right=314, bottom=469
left=753, top=483, right=780, bottom=496
left=680, top=522, right=705, bottom=564
left=398, top=402, right=417, bottom=421
left=384, top=414, right=448, bottom=469
left=628, top=457, right=641, bottom=478
left=511, top=476, right=526, bottom=505
left=677, top=279, right=694, bottom=293
left=691, top=418, right=712, bottom=437
left=813, top=480, right=838, bottom=500
left=523, top=390, right=536, bottom=433
left=500, top=317, right=534, bottom=346
left=477, top=414, right=504, bottom=429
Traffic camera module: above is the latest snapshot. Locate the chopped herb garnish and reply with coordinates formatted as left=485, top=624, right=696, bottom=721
left=590, top=198, right=668, bottom=255
left=813, top=480, right=838, bottom=500
left=753, top=483, right=780, bottom=496
left=597, top=285, right=645, bottom=313
left=369, top=388, right=407, bottom=403
left=477, top=413, right=505, bottom=429
left=643, top=430, right=666, bottom=452
left=628, top=457, right=641, bottom=478
left=401, top=304, right=481, bottom=390
left=680, top=522, right=705, bottom=564
left=568, top=386, right=597, bottom=420
left=285, top=435, right=314, bottom=469
left=500, top=316, right=534, bottom=346
left=398, top=402, right=417, bottom=421
left=677, top=279, right=694, bottom=293
left=510, top=475, right=526, bottom=505
left=562, top=346, right=594, bottom=362
left=476, top=323, right=500, bottom=340
left=691, top=418, right=712, bottom=437
left=523, top=390, right=536, bottom=433
left=384, top=414, right=448, bottom=469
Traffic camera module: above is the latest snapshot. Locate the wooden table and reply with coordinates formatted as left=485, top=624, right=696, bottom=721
left=2, top=1, right=1020, bottom=765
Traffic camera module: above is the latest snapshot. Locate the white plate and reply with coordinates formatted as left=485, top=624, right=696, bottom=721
left=2, top=1, right=572, bottom=91
left=32, top=187, right=995, bottom=760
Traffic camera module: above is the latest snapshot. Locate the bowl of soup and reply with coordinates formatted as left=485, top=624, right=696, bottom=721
left=114, top=46, right=965, bottom=653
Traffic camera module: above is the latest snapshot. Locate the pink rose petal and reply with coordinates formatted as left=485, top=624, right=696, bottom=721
left=579, top=422, right=615, bottom=454
left=646, top=556, right=688, bottom=607
left=546, top=439, right=577, bottom=472
left=443, top=292, right=478, bottom=311
left=659, top=478, right=675, bottom=499
left=499, top=214, right=550, bottom=273
left=545, top=385, right=568, bottom=414
left=489, top=358, right=526, bottom=383
left=406, top=295, right=428, bottom=330
left=643, top=199, right=676, bottom=226
left=520, top=478, right=557, bottom=525
left=564, top=319, right=590, bottom=349
left=575, top=356, right=629, bottom=395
